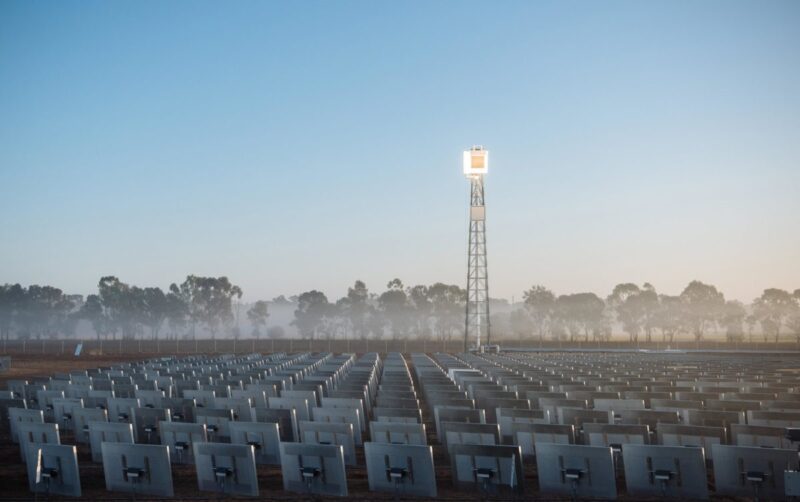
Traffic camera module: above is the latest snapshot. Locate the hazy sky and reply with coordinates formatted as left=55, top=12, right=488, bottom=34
left=1, top=1, right=798, bottom=303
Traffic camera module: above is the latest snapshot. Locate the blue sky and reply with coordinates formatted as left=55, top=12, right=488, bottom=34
left=1, top=0, right=798, bottom=303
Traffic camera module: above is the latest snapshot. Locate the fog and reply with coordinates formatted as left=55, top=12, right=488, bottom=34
left=1, top=276, right=798, bottom=344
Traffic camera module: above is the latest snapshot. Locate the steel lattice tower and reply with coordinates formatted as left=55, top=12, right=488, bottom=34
left=463, top=146, right=490, bottom=352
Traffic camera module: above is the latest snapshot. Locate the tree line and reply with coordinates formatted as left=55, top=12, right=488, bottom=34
left=1, top=277, right=799, bottom=343
left=0, top=276, right=465, bottom=342
left=510, top=282, right=800, bottom=344
left=291, top=280, right=466, bottom=342
left=0, top=276, right=245, bottom=341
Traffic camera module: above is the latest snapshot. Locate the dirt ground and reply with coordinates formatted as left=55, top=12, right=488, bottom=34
left=0, top=353, right=727, bottom=501
left=0, top=353, right=155, bottom=388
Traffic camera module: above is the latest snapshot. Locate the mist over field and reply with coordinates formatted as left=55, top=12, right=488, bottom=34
left=1, top=277, right=799, bottom=345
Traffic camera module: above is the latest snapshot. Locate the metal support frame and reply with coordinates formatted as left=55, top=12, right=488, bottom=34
left=465, top=174, right=490, bottom=352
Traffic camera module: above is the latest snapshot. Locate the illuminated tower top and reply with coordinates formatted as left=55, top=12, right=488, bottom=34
left=463, top=145, right=489, bottom=176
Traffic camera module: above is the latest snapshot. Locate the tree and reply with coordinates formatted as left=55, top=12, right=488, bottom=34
left=169, top=277, right=201, bottom=339
left=97, top=276, right=136, bottom=339
left=408, top=285, right=433, bottom=340
left=78, top=294, right=111, bottom=339
left=272, top=295, right=293, bottom=305
left=522, top=285, right=555, bottom=341
left=607, top=283, right=644, bottom=343
left=745, top=314, right=758, bottom=343
left=247, top=301, right=270, bottom=339
left=653, top=295, right=683, bottom=343
left=139, top=287, right=170, bottom=340
left=720, top=300, right=746, bottom=343
left=428, top=283, right=466, bottom=342
left=165, top=289, right=188, bottom=339
left=170, top=276, right=242, bottom=339
left=613, top=284, right=661, bottom=343
left=379, top=279, right=410, bottom=340
left=680, top=281, right=724, bottom=343
left=365, top=306, right=386, bottom=340
left=322, top=304, right=346, bottom=341
left=0, top=284, right=26, bottom=340
left=638, top=283, right=660, bottom=342
left=555, top=293, right=605, bottom=342
left=789, top=289, right=800, bottom=343
left=18, top=285, right=77, bottom=339
left=341, top=280, right=370, bottom=340
left=753, top=288, right=795, bottom=343
left=292, top=290, right=331, bottom=340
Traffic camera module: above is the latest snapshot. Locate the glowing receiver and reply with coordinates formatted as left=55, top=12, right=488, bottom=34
left=463, top=146, right=488, bottom=176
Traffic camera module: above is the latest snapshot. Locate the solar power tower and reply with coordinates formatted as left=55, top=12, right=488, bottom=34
left=463, top=146, right=490, bottom=352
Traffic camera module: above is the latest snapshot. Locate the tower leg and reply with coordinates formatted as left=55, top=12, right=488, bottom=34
left=465, top=175, right=489, bottom=352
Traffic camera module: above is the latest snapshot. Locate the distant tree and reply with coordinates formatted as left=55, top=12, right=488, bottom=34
left=164, top=289, right=188, bottom=339
left=230, top=295, right=243, bottom=340
left=97, top=276, right=136, bottom=339
left=0, top=284, right=26, bottom=340
left=0, top=285, right=12, bottom=340
left=653, top=295, right=683, bottom=343
left=19, top=285, right=77, bottom=339
left=555, top=293, right=605, bottom=342
left=18, top=276, right=800, bottom=349
left=790, top=290, right=800, bottom=343
left=720, top=300, right=747, bottom=343
left=745, top=314, right=758, bottom=343
left=379, top=279, right=410, bottom=340
left=365, top=306, right=386, bottom=340
left=611, top=284, right=661, bottom=343
left=139, top=287, right=170, bottom=340
left=62, top=310, right=81, bottom=339
left=639, top=283, right=660, bottom=342
left=78, top=294, right=111, bottom=339
left=753, top=288, right=795, bottom=343
left=334, top=296, right=354, bottom=338
left=680, top=281, right=724, bottom=343
left=408, top=285, right=432, bottom=340
left=342, top=280, right=370, bottom=340
left=292, top=290, right=331, bottom=340
left=522, top=285, right=555, bottom=341
left=48, top=286, right=77, bottom=338
left=331, top=314, right=350, bottom=341
left=428, top=283, right=466, bottom=342
left=247, top=300, right=270, bottom=339
left=169, top=277, right=201, bottom=339
left=170, top=276, right=242, bottom=339
left=595, top=321, right=613, bottom=342
left=319, top=302, right=341, bottom=340
left=607, top=283, right=644, bottom=343
left=272, top=295, right=293, bottom=305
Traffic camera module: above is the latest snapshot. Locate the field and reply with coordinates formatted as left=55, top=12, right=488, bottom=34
left=1, top=349, right=798, bottom=500
left=0, top=352, right=542, bottom=501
